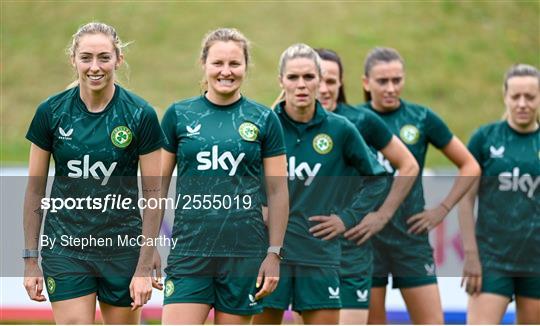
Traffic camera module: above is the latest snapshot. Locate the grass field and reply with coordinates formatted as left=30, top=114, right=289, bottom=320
left=1, top=1, right=539, bottom=165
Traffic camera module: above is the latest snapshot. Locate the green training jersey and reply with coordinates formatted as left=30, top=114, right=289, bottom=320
left=468, top=121, right=539, bottom=274
left=357, top=100, right=453, bottom=240
left=333, top=102, right=393, bottom=275
left=26, top=84, right=164, bottom=260
left=334, top=102, right=393, bottom=152
left=161, top=95, right=285, bottom=258
left=275, top=101, right=386, bottom=268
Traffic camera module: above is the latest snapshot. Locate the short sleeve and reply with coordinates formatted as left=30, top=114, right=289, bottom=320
left=261, top=110, right=286, bottom=158
left=344, top=121, right=385, bottom=176
left=467, top=128, right=484, bottom=165
left=161, top=104, right=179, bottom=154
left=362, top=112, right=393, bottom=150
left=137, top=105, right=165, bottom=155
left=26, top=101, right=53, bottom=151
left=425, top=110, right=453, bottom=149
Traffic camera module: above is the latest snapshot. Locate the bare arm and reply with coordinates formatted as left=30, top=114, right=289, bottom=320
left=407, top=136, right=481, bottom=234
left=161, top=150, right=177, bottom=204
left=23, top=144, right=51, bottom=301
left=376, top=136, right=419, bottom=219
left=438, top=136, right=481, bottom=209
left=263, top=154, right=289, bottom=249
left=255, top=154, right=288, bottom=300
left=458, top=178, right=482, bottom=295
left=344, top=136, right=419, bottom=244
left=130, top=149, right=162, bottom=310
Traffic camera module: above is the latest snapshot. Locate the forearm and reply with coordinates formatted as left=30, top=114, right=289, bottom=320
left=377, top=174, right=416, bottom=221
left=340, top=176, right=390, bottom=228
left=265, top=178, right=288, bottom=247
left=23, top=177, right=47, bottom=251
left=458, top=189, right=480, bottom=255
left=440, top=164, right=480, bottom=210
left=136, top=177, right=162, bottom=274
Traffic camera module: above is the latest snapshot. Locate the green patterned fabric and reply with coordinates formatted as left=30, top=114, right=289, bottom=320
left=26, top=85, right=164, bottom=260
left=161, top=95, right=285, bottom=258
left=468, top=121, right=539, bottom=274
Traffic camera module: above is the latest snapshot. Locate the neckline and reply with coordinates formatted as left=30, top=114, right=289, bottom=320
left=202, top=93, right=244, bottom=109
left=75, top=84, right=119, bottom=116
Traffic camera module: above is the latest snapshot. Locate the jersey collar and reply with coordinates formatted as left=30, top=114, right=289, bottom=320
left=274, top=100, right=327, bottom=129
left=74, top=84, right=119, bottom=116
left=366, top=98, right=404, bottom=115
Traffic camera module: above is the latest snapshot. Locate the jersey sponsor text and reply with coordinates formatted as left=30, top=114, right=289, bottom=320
left=196, top=145, right=245, bottom=176
left=498, top=167, right=539, bottom=198
left=287, top=156, right=321, bottom=186
left=67, top=155, right=117, bottom=186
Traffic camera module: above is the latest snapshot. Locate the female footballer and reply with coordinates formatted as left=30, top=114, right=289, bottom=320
left=357, top=47, right=481, bottom=324
left=23, top=22, right=164, bottom=324
left=314, top=48, right=419, bottom=324
left=160, top=28, right=288, bottom=324
left=252, top=43, right=388, bottom=325
left=460, top=64, right=539, bottom=324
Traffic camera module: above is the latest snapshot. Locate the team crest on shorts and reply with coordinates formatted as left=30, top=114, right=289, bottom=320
left=165, top=280, right=175, bottom=297
left=238, top=122, right=259, bottom=141
left=399, top=125, right=420, bottom=145
left=313, top=133, right=333, bottom=154
left=46, top=276, right=56, bottom=294
left=111, top=126, right=133, bottom=148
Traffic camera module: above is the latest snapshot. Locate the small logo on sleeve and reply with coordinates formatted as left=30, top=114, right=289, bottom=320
left=58, top=127, right=73, bottom=140
left=187, top=124, right=202, bottom=136
left=111, top=126, right=133, bottom=148
left=238, top=122, right=259, bottom=141
left=328, top=286, right=340, bottom=299
left=489, top=146, right=505, bottom=158
left=399, top=125, right=420, bottom=145
left=313, top=134, right=333, bottom=154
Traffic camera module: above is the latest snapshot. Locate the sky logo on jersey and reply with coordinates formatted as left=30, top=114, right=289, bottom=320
left=399, top=124, right=420, bottom=145
left=248, top=294, right=257, bottom=306
left=498, top=167, right=539, bottom=198
left=313, top=133, right=333, bottom=154
left=356, top=289, right=368, bottom=302
left=328, top=286, right=340, bottom=299
left=489, top=145, right=505, bottom=158
left=424, top=263, right=436, bottom=276
left=187, top=124, right=201, bottom=136
left=377, top=151, right=395, bottom=174
left=238, top=122, right=259, bottom=141
left=58, top=127, right=73, bottom=140
left=196, top=145, right=245, bottom=176
left=288, top=156, right=321, bottom=186
left=67, top=155, right=117, bottom=186
left=111, top=126, right=132, bottom=148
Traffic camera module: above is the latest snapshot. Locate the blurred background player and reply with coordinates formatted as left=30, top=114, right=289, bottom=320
left=313, top=48, right=419, bottom=324
left=459, top=63, right=540, bottom=324
left=160, top=28, right=288, bottom=324
left=252, top=43, right=387, bottom=325
left=23, top=22, right=163, bottom=324
left=357, top=47, right=481, bottom=324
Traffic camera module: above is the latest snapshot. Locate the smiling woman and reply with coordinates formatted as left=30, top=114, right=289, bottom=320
left=160, top=28, right=288, bottom=325
left=23, top=22, right=164, bottom=324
